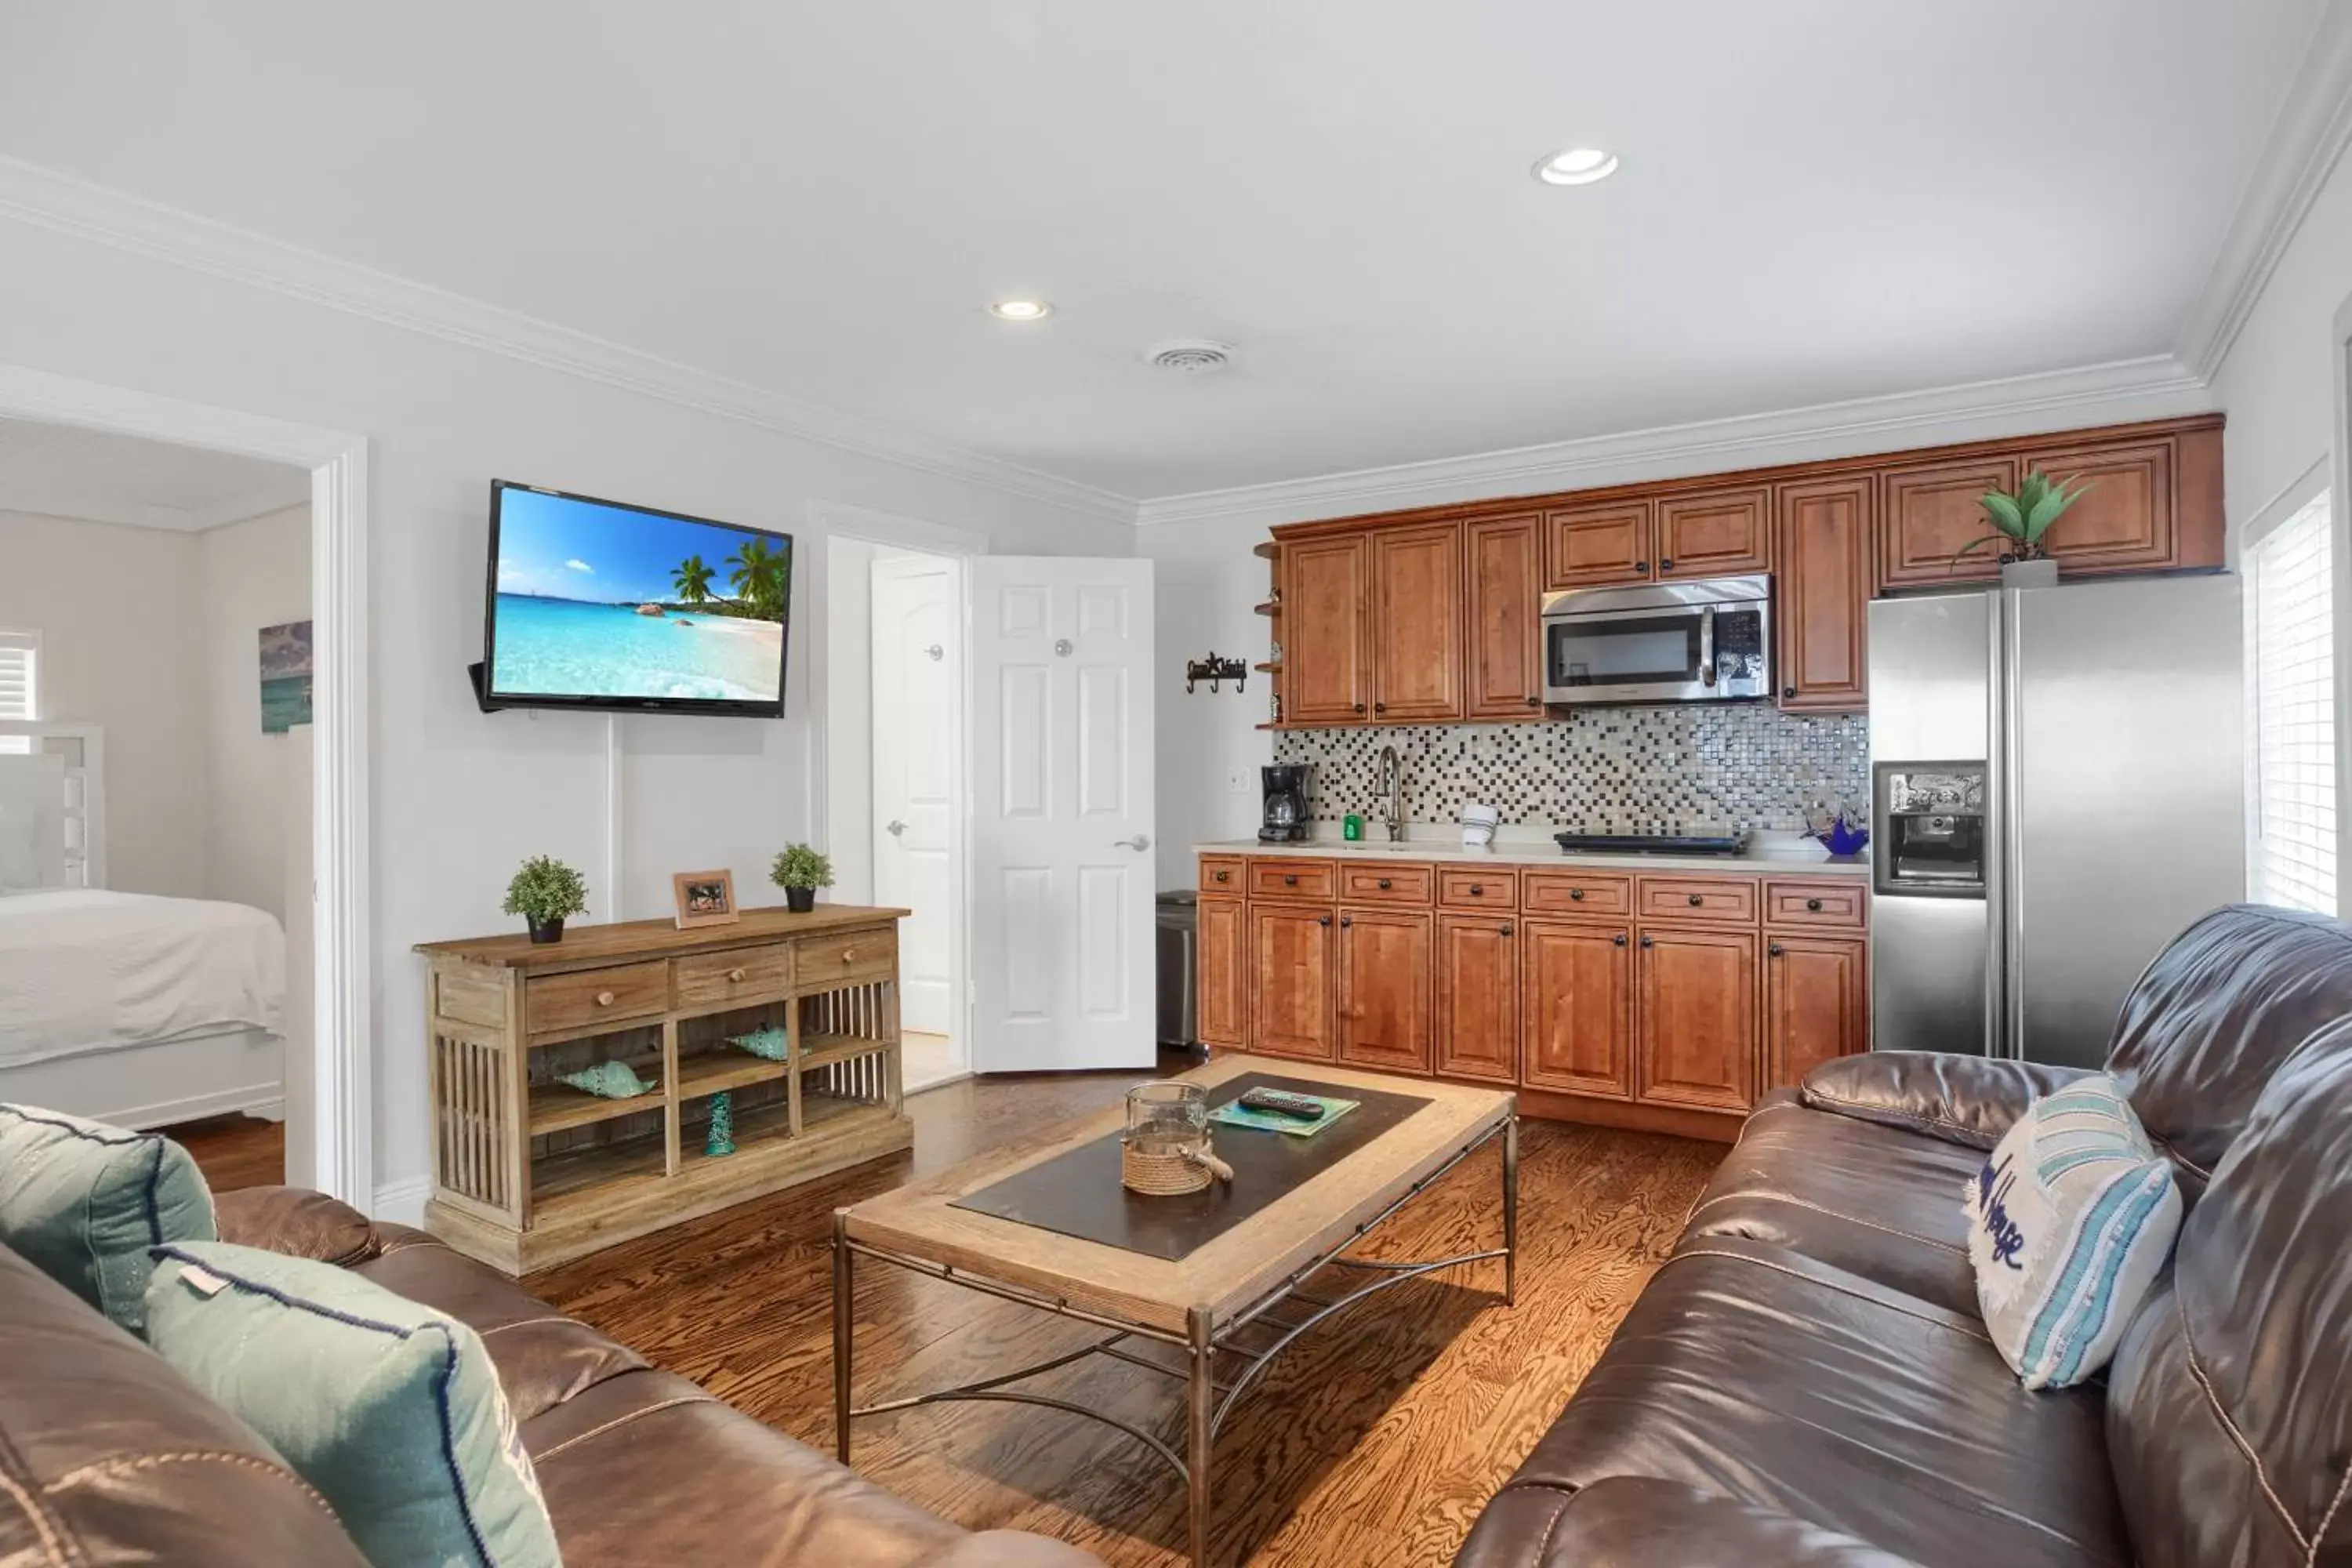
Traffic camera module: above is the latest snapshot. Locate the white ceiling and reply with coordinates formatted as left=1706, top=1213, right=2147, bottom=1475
left=0, top=2, right=2327, bottom=502
left=0, top=417, right=309, bottom=532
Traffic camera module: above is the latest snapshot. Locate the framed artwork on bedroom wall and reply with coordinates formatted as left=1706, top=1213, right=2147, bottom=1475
left=672, top=869, right=739, bottom=930
left=259, top=620, right=314, bottom=735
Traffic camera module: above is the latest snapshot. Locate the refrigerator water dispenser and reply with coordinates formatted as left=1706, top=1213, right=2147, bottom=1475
left=1875, top=764, right=1987, bottom=898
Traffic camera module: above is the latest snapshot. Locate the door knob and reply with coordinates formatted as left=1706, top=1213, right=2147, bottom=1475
left=1639, top=935, right=1654, bottom=949
left=924, top=643, right=944, bottom=662
left=1769, top=943, right=1785, bottom=957
left=1783, top=684, right=1797, bottom=699
left=1113, top=833, right=1151, bottom=851
left=1353, top=702, right=1366, bottom=715
left=1374, top=702, right=1387, bottom=713
left=1526, top=695, right=1541, bottom=706
left=1499, top=923, right=1514, bottom=937
left=1613, top=932, right=1627, bottom=947
left=1633, top=561, right=1649, bottom=572
left=1339, top=915, right=1352, bottom=927
left=1659, top=557, right=1675, bottom=571
left=1318, top=914, right=1331, bottom=927
left=885, top=819, right=907, bottom=837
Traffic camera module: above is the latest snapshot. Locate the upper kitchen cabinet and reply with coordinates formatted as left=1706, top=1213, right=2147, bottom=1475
left=1369, top=523, right=1463, bottom=721
left=1654, top=488, right=1770, bottom=579
left=1544, top=499, right=1652, bottom=588
left=1283, top=535, right=1369, bottom=723
left=1878, top=455, right=2018, bottom=588
left=2000, top=435, right=2176, bottom=574
left=1463, top=513, right=1544, bottom=719
left=1775, top=475, right=1872, bottom=712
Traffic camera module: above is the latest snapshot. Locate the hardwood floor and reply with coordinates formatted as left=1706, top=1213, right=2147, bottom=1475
left=521, top=1062, right=1722, bottom=1566
left=174, top=1112, right=285, bottom=1191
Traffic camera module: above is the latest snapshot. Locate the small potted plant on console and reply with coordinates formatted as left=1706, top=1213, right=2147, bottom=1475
left=504, top=855, right=589, bottom=944
left=771, top=842, right=833, bottom=913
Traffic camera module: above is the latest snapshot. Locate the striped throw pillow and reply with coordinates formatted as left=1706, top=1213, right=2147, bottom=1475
left=1963, top=1074, right=2181, bottom=1389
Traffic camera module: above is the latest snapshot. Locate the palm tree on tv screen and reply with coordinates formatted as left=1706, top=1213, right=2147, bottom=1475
left=672, top=554, right=715, bottom=606
left=724, top=536, right=787, bottom=620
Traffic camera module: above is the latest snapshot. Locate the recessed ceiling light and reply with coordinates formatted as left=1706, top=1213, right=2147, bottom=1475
left=989, top=299, right=1053, bottom=321
left=1533, top=147, right=1620, bottom=187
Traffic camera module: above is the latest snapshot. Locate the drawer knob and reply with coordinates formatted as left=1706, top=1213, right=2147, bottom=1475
left=1569, top=887, right=1584, bottom=901
left=1687, top=893, right=1704, bottom=906
left=1377, top=877, right=1392, bottom=890
left=1806, top=898, right=1823, bottom=912
left=1214, top=869, right=1230, bottom=882
left=595, top=991, right=615, bottom=1007
left=1469, top=884, right=1485, bottom=896
left=841, top=949, right=856, bottom=963
left=1284, top=874, right=1298, bottom=886
left=728, top=967, right=746, bottom=982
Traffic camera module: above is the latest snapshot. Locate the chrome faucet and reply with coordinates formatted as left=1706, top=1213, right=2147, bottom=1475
left=1377, top=745, right=1405, bottom=841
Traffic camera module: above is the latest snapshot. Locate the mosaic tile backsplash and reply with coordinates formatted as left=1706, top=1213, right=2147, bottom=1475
left=1272, top=707, right=1871, bottom=834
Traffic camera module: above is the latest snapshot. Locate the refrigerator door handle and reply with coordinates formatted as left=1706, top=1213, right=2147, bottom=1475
left=2001, top=589, right=2028, bottom=1062
left=1984, top=591, right=2009, bottom=1061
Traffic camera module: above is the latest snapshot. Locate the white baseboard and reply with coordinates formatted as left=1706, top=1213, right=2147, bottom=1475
left=371, top=1176, right=430, bottom=1226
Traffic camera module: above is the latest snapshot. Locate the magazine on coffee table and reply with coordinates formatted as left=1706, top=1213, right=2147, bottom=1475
left=1210, top=1093, right=1359, bottom=1138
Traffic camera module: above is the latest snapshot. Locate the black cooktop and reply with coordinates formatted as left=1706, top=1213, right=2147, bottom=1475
left=1555, top=832, right=1745, bottom=857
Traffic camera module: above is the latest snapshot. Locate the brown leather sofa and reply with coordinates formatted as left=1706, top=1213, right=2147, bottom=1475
left=0, top=1186, right=1099, bottom=1566
left=1457, top=903, right=2352, bottom=1568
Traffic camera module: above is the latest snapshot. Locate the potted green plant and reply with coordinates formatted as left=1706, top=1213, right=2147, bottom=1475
left=1952, top=468, right=2095, bottom=587
left=771, top=843, right=833, bottom=914
left=503, top=855, right=589, bottom=944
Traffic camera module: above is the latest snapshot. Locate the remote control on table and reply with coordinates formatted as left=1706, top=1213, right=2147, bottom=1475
left=1237, top=1088, right=1327, bottom=1122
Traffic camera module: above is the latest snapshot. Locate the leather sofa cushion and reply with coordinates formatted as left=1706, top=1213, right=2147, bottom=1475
left=0, top=1243, right=369, bottom=1567
left=1676, top=1092, right=1982, bottom=1316
left=1802, top=1053, right=2091, bottom=1151
left=357, top=1225, right=647, bottom=1425
left=1457, top=1475, right=1927, bottom=1568
left=214, top=1184, right=379, bottom=1265
left=2103, top=1019, right=2352, bottom=1568
left=1503, top=1238, right=2131, bottom=1568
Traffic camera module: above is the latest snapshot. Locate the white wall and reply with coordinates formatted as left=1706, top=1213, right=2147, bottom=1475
left=197, top=503, right=311, bottom=924
left=1137, top=518, right=1275, bottom=887
left=824, top=535, right=883, bottom=906
left=0, top=510, right=211, bottom=896
left=0, top=214, right=1134, bottom=1203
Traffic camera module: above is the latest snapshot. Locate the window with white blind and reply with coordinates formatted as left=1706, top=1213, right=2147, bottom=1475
left=2245, top=492, right=2336, bottom=914
left=0, top=629, right=36, bottom=756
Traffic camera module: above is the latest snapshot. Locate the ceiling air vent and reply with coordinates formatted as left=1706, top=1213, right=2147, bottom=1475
left=1145, top=340, right=1234, bottom=376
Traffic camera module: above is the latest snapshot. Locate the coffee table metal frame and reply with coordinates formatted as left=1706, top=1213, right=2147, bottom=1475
left=833, top=1113, right=1516, bottom=1566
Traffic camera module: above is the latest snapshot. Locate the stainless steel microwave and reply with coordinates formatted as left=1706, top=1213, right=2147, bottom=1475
left=1539, top=575, right=1773, bottom=706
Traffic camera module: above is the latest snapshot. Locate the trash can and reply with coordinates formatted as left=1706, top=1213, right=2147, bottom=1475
left=1156, top=891, right=1197, bottom=1047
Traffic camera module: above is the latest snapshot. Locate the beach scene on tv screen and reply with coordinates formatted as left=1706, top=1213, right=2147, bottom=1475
left=491, top=488, right=787, bottom=702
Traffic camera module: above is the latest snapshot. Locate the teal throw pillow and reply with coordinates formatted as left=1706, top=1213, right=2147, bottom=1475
left=0, top=1102, right=216, bottom=1332
left=145, top=1240, right=561, bottom=1568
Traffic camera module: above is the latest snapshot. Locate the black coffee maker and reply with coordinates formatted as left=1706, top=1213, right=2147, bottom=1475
left=1259, top=764, right=1311, bottom=843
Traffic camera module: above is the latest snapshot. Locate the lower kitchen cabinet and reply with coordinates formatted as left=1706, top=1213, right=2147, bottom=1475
left=1250, top=902, right=1335, bottom=1062
left=1635, top=927, right=1759, bottom=1112
left=1336, top=908, right=1434, bottom=1073
left=1764, top=932, right=1869, bottom=1092
left=1196, top=895, right=1247, bottom=1047
left=1520, top=920, right=1633, bottom=1098
left=1435, top=913, right=1519, bottom=1083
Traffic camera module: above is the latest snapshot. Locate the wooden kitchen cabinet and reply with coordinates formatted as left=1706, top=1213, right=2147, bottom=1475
left=1775, top=475, right=1872, bottom=712
left=1878, top=456, right=2017, bottom=588
left=1435, top=913, right=1519, bottom=1083
left=1284, top=535, right=1368, bottom=723
left=1635, top=927, right=1758, bottom=1112
left=1250, top=903, right=1335, bottom=1061
left=1196, top=895, right=1247, bottom=1048
left=1544, top=499, right=1653, bottom=588
left=1336, top=908, right=1434, bottom=1073
left=2006, top=437, right=2176, bottom=575
left=1521, top=920, right=1634, bottom=1098
left=1369, top=523, right=1463, bottom=721
left=1655, top=488, right=1770, bottom=579
left=1763, top=932, right=1868, bottom=1093
left=1464, top=513, right=1544, bottom=719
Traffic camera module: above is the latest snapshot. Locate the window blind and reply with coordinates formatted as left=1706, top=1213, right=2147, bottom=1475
left=2246, top=494, right=2336, bottom=914
left=0, top=630, right=34, bottom=756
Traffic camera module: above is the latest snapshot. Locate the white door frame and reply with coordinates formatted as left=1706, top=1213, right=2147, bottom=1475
left=804, top=499, right=985, bottom=1067
left=0, top=362, right=372, bottom=1207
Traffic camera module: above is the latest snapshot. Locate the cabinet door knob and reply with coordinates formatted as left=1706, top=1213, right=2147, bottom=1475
left=1339, top=914, right=1352, bottom=927
left=728, top=967, right=746, bottom=982
left=1377, top=877, right=1392, bottom=889
left=1283, top=873, right=1298, bottom=886
left=1353, top=702, right=1366, bottom=715
left=1633, top=561, right=1649, bottom=572
left=1613, top=932, right=1628, bottom=947
left=1499, top=923, right=1515, bottom=937
left=1318, top=914, right=1331, bottom=927
left=1784, top=684, right=1797, bottom=699
left=595, top=991, right=615, bottom=1007
left=1569, top=887, right=1584, bottom=901
left=1806, top=898, right=1823, bottom=912
left=1640, top=935, right=1654, bottom=949
left=1659, top=557, right=1675, bottom=571
left=1374, top=702, right=1387, bottom=713
left=1214, top=869, right=1229, bottom=882
left=1769, top=942, right=1785, bottom=957
left=1525, top=695, right=1541, bottom=706
left=1687, top=893, right=1704, bottom=906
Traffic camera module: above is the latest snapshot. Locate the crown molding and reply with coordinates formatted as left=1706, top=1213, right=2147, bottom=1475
left=1134, top=355, right=2213, bottom=528
left=2176, top=2, right=2352, bottom=380
left=0, top=470, right=310, bottom=533
left=0, top=157, right=1138, bottom=527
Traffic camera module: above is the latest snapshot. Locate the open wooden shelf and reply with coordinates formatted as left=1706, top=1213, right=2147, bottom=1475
left=527, top=1079, right=664, bottom=1137
left=677, top=1049, right=789, bottom=1100
left=531, top=1123, right=666, bottom=1205
left=800, top=1031, right=892, bottom=1073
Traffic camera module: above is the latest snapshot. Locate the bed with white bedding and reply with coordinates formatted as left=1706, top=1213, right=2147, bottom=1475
left=0, top=726, right=288, bottom=1130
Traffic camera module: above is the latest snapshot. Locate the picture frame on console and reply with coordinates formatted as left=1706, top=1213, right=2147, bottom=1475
left=672, top=869, right=739, bottom=929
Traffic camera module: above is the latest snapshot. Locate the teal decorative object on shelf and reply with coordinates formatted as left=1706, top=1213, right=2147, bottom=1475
left=728, top=1025, right=788, bottom=1062
left=705, top=1091, right=736, bottom=1157
left=557, top=1059, right=653, bottom=1100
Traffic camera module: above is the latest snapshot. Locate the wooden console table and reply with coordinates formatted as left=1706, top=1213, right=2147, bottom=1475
left=415, top=905, right=913, bottom=1274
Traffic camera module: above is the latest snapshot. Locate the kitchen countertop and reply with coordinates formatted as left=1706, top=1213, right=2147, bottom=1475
left=1192, top=837, right=1873, bottom=878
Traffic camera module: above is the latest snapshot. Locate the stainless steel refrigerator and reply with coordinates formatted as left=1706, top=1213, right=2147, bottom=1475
left=1867, top=575, right=2245, bottom=1068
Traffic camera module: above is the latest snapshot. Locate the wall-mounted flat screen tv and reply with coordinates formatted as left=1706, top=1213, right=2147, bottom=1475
left=481, top=480, right=789, bottom=717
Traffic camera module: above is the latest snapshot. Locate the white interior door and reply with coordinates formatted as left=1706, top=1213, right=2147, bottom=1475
left=871, top=554, right=958, bottom=1036
left=970, top=557, right=1156, bottom=1072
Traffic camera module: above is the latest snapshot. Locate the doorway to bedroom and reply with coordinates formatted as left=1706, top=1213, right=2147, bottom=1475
left=822, top=534, right=967, bottom=1091
left=0, top=415, right=316, bottom=1188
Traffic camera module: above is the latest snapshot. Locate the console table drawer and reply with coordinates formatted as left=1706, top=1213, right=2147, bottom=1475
left=1523, top=870, right=1632, bottom=917
left=675, top=944, right=794, bottom=1008
left=1764, top=880, right=1867, bottom=929
left=1637, top=877, right=1759, bottom=925
left=1335, top=862, right=1433, bottom=904
left=526, top=961, right=670, bottom=1036
left=1249, top=859, right=1337, bottom=901
left=798, top=927, right=898, bottom=989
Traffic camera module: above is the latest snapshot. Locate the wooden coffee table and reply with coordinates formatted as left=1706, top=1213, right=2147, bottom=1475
left=832, top=1054, right=1516, bottom=1566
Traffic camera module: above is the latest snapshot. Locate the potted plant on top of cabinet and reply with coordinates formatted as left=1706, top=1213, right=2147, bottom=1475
left=1955, top=468, right=2096, bottom=587
left=504, top=855, right=589, bottom=944
left=771, top=843, right=834, bottom=913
